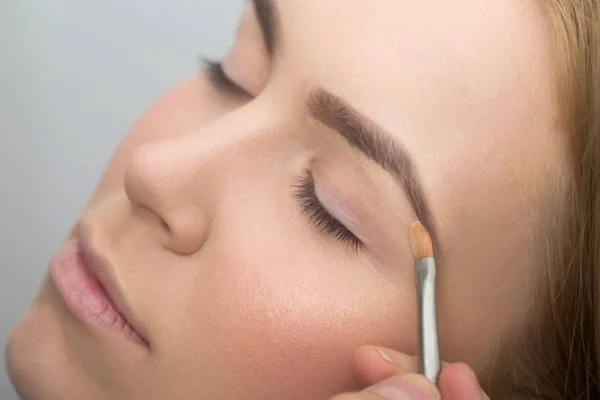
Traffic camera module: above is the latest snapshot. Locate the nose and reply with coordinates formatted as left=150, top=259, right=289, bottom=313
left=123, top=137, right=217, bottom=255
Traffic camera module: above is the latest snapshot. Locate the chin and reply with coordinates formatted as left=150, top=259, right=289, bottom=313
left=4, top=282, right=79, bottom=400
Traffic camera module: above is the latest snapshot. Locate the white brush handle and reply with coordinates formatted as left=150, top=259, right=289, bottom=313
left=415, top=256, right=441, bottom=384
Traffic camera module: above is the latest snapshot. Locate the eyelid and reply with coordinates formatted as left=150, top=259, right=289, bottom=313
left=294, top=174, right=363, bottom=251
left=314, top=182, right=365, bottom=241
left=201, top=58, right=252, bottom=98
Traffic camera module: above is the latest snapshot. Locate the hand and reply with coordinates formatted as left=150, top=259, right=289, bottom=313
left=329, top=346, right=490, bottom=400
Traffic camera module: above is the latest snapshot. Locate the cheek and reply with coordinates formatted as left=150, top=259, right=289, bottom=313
left=163, top=229, right=417, bottom=398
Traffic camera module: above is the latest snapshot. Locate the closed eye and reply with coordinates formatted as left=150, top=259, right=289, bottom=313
left=294, top=173, right=363, bottom=252
left=201, top=58, right=252, bottom=98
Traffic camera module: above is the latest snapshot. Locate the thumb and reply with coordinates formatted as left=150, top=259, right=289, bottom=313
left=352, top=346, right=419, bottom=387
left=331, top=374, right=440, bottom=400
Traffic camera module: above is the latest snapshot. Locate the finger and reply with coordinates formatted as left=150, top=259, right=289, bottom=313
left=438, top=363, right=490, bottom=400
left=352, top=346, right=418, bottom=386
left=329, top=392, right=386, bottom=400
left=331, top=373, right=441, bottom=400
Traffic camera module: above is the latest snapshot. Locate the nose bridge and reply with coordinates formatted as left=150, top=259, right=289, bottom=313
left=123, top=107, right=284, bottom=255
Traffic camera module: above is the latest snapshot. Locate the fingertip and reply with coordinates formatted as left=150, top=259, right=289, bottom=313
left=352, top=346, right=417, bottom=387
left=438, top=363, right=486, bottom=400
left=370, top=373, right=440, bottom=400
left=352, top=346, right=398, bottom=386
left=450, top=363, right=480, bottom=388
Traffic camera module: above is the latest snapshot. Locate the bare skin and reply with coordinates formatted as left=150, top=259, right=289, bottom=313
left=6, top=1, right=564, bottom=399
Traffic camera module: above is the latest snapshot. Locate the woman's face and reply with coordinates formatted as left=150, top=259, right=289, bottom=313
left=6, top=1, right=566, bottom=399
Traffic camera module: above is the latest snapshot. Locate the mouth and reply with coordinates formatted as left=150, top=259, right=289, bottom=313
left=48, top=233, right=148, bottom=347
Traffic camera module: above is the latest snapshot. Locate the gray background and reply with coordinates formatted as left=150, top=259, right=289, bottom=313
left=1, top=1, right=242, bottom=398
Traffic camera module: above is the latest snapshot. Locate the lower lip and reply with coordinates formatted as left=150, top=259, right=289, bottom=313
left=49, top=240, right=144, bottom=344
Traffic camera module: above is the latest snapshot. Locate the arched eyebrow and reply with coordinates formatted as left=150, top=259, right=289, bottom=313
left=251, top=0, right=442, bottom=254
left=308, top=89, right=442, bottom=254
left=251, top=0, right=278, bottom=56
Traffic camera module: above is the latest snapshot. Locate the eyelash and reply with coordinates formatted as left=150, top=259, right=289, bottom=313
left=202, top=59, right=251, bottom=97
left=294, top=174, right=363, bottom=252
left=202, top=59, right=360, bottom=252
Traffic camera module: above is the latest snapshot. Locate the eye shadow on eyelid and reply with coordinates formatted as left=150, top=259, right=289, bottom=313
left=313, top=172, right=416, bottom=251
left=313, top=181, right=364, bottom=238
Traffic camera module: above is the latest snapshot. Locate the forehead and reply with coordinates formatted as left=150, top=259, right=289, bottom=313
left=275, top=0, right=554, bottom=136
left=273, top=0, right=562, bottom=281
left=274, top=0, right=558, bottom=201
left=271, top=0, right=563, bottom=357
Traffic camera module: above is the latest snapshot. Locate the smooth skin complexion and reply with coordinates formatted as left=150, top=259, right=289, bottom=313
left=6, top=0, right=564, bottom=399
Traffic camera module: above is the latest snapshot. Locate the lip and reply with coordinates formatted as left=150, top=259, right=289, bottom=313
left=48, top=231, right=148, bottom=347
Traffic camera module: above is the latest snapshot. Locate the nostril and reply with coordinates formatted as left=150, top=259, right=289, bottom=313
left=124, top=143, right=175, bottom=217
left=129, top=202, right=172, bottom=241
left=160, top=218, right=170, bottom=233
left=163, top=211, right=210, bottom=255
left=124, top=145, right=174, bottom=239
left=123, top=141, right=213, bottom=256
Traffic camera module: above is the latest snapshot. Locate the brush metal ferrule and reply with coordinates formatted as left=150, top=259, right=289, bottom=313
left=415, top=256, right=441, bottom=384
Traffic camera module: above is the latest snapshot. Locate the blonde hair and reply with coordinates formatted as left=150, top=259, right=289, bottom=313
left=485, top=1, right=600, bottom=398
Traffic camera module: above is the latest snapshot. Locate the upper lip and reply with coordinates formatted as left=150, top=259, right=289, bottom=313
left=77, top=226, right=148, bottom=344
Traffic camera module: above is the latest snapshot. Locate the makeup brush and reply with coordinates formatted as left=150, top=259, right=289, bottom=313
left=408, top=221, right=441, bottom=384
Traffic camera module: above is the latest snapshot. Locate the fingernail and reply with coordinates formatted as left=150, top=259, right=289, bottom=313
left=371, top=374, right=439, bottom=400
left=375, top=347, right=415, bottom=372
left=376, top=347, right=396, bottom=364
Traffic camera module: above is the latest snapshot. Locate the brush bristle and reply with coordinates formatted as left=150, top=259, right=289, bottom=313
left=408, top=221, right=434, bottom=259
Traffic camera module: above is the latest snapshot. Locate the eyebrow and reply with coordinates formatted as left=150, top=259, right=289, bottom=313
left=251, top=0, right=277, bottom=56
left=308, top=90, right=441, bottom=252
left=250, top=0, right=442, bottom=252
